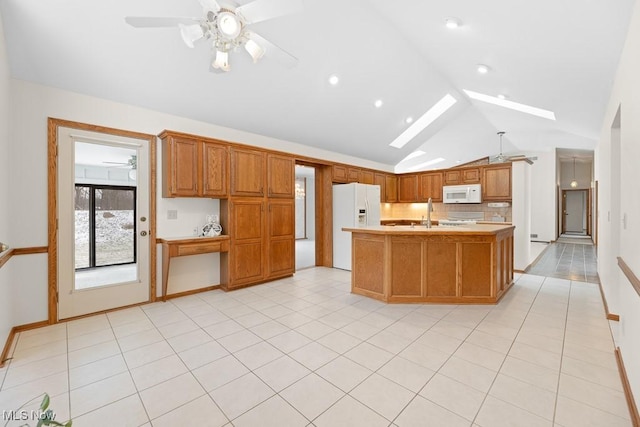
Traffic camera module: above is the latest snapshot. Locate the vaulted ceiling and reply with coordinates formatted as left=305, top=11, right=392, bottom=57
left=0, top=0, right=634, bottom=171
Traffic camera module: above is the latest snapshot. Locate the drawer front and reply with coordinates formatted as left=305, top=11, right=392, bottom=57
left=177, top=242, right=222, bottom=256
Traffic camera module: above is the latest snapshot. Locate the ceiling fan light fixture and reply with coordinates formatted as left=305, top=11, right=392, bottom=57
left=217, top=11, right=242, bottom=39
left=245, top=39, right=265, bottom=63
left=212, top=49, right=230, bottom=71
left=179, top=23, right=204, bottom=48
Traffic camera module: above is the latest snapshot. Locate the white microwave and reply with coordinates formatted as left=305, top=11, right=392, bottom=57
left=443, top=184, right=482, bottom=204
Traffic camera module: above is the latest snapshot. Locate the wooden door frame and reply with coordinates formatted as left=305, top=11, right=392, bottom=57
left=47, top=118, right=157, bottom=323
left=294, top=160, right=333, bottom=267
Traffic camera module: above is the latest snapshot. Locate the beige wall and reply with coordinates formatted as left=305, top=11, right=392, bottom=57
left=596, top=0, right=640, bottom=409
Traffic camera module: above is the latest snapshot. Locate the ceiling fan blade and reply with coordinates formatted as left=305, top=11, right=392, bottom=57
left=125, top=17, right=199, bottom=28
left=236, top=0, right=303, bottom=24
left=248, top=31, right=298, bottom=68
left=198, top=0, right=221, bottom=13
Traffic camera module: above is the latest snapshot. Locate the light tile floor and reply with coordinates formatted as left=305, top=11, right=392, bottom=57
left=0, top=268, right=631, bottom=426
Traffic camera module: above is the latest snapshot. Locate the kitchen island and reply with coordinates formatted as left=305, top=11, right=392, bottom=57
left=342, top=224, right=514, bottom=304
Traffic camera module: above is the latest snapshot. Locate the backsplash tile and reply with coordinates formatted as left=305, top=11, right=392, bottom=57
left=380, top=202, right=512, bottom=222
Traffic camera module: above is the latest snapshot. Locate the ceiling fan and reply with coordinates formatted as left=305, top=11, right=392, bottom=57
left=125, top=0, right=302, bottom=72
left=489, top=131, right=536, bottom=164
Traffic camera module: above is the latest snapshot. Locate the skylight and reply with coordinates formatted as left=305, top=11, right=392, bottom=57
left=407, top=157, right=446, bottom=171
left=389, top=94, right=457, bottom=149
left=463, top=90, right=556, bottom=120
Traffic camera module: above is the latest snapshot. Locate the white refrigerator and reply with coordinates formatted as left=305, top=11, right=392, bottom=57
left=333, top=183, right=381, bottom=270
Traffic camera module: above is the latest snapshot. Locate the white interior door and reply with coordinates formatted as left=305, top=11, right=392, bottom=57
left=57, top=127, right=150, bottom=319
left=565, top=190, right=586, bottom=234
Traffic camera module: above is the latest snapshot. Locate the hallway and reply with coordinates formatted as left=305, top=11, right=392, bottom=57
left=526, top=240, right=599, bottom=284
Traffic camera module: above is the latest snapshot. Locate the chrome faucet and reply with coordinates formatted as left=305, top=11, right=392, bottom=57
left=421, top=197, right=433, bottom=228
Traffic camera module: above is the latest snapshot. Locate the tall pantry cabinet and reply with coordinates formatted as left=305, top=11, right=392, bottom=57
left=221, top=148, right=296, bottom=289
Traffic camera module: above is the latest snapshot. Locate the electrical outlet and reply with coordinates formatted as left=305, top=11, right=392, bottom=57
left=167, top=209, right=178, bottom=220
left=193, top=226, right=199, bottom=236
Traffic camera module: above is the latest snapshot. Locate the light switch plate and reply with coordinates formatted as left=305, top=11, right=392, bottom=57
left=167, top=209, right=178, bottom=220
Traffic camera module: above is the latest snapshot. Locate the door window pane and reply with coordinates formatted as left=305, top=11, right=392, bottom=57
left=75, top=185, right=90, bottom=269
left=95, top=188, right=135, bottom=266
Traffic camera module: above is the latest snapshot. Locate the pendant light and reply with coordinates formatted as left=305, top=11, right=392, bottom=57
left=496, top=131, right=506, bottom=162
left=570, top=157, right=578, bottom=188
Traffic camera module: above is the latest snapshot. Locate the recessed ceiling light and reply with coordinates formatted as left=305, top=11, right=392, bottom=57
left=328, top=74, right=339, bottom=85
left=374, top=99, right=383, bottom=108
left=497, top=94, right=507, bottom=100
left=405, top=117, right=414, bottom=124
left=390, top=94, right=458, bottom=149
left=456, top=160, right=461, bottom=163
left=463, top=89, right=556, bottom=120
left=445, top=18, right=462, bottom=29
left=477, top=64, right=490, bottom=74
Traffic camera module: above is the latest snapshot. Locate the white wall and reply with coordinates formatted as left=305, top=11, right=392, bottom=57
left=6, top=79, right=392, bottom=324
left=596, top=0, right=640, bottom=409
left=527, top=150, right=556, bottom=242
left=0, top=13, right=13, bottom=352
left=511, top=161, right=531, bottom=270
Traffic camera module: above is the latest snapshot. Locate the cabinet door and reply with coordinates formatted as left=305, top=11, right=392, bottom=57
left=332, top=165, right=348, bottom=183
left=462, top=168, right=481, bottom=183
left=202, top=142, right=228, bottom=197
left=228, top=198, right=264, bottom=286
left=267, top=154, right=295, bottom=198
left=419, top=172, right=443, bottom=202
left=483, top=165, right=512, bottom=200
left=385, top=175, right=398, bottom=202
left=230, top=148, right=265, bottom=197
left=398, top=175, right=418, bottom=202
left=165, top=137, right=199, bottom=197
left=444, top=170, right=461, bottom=185
left=359, top=170, right=374, bottom=184
left=266, top=199, right=295, bottom=278
left=347, top=167, right=360, bottom=183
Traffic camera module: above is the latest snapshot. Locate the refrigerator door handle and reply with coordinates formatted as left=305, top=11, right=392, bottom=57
left=364, top=198, right=369, bottom=226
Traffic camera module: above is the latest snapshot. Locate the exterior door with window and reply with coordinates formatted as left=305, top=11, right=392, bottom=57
left=57, top=127, right=150, bottom=319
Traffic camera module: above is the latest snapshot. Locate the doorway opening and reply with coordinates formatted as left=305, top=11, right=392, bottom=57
left=561, top=189, right=590, bottom=237
left=48, top=118, right=156, bottom=322
left=295, top=164, right=316, bottom=270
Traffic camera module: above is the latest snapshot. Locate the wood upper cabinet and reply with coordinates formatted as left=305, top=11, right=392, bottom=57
left=419, top=172, right=443, bottom=202
left=398, top=174, right=418, bottom=202
left=375, top=173, right=398, bottom=202
left=266, top=199, right=295, bottom=278
left=385, top=174, right=398, bottom=202
left=483, top=164, right=512, bottom=201
left=202, top=141, right=228, bottom=197
left=444, top=167, right=481, bottom=185
left=161, top=132, right=228, bottom=198
left=332, top=164, right=348, bottom=183
left=267, top=154, right=294, bottom=198
left=347, top=167, right=360, bottom=183
left=230, top=147, right=265, bottom=197
left=359, top=170, right=374, bottom=184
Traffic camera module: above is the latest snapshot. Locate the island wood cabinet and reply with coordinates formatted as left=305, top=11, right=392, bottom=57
left=347, top=225, right=514, bottom=304
left=161, top=132, right=228, bottom=198
left=482, top=164, right=512, bottom=201
left=444, top=167, right=481, bottom=185
left=419, top=172, right=443, bottom=202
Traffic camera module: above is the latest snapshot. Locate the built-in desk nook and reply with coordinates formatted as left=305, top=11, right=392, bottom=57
left=342, top=224, right=514, bottom=304
left=157, top=236, right=230, bottom=300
